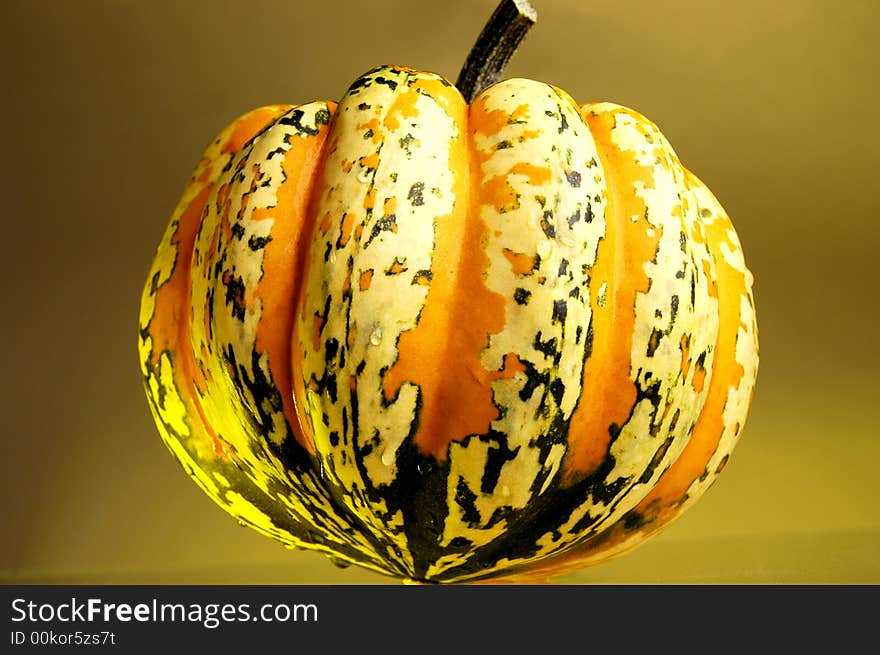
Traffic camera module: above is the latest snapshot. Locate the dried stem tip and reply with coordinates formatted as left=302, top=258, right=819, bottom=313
left=455, top=0, right=537, bottom=103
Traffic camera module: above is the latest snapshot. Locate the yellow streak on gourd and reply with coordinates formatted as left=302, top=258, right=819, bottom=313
left=142, top=104, right=389, bottom=573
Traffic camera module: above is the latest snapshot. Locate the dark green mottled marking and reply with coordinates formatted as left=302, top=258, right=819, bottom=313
left=407, top=182, right=425, bottom=206
left=248, top=234, right=272, bottom=250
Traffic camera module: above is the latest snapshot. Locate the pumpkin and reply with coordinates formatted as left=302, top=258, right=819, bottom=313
left=138, top=0, right=757, bottom=583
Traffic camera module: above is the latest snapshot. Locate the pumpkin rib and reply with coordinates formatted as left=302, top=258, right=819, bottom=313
left=490, top=172, right=758, bottom=584
left=671, top=171, right=758, bottom=504
left=552, top=105, right=696, bottom=529
left=292, top=67, right=477, bottom=578
left=625, top=175, right=736, bottom=516
left=142, top=105, right=292, bottom=466
left=214, top=104, right=404, bottom=575
left=248, top=101, right=339, bottom=457
left=142, top=104, right=399, bottom=575
left=475, top=105, right=726, bottom=583
left=380, top=75, right=501, bottom=464
left=559, top=102, right=644, bottom=485
left=423, top=80, right=603, bottom=580
left=203, top=103, right=403, bottom=574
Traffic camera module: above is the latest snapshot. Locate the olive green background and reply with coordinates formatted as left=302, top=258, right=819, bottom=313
left=2, top=0, right=877, bottom=584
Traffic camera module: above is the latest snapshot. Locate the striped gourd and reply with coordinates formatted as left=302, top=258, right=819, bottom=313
left=138, top=1, right=757, bottom=583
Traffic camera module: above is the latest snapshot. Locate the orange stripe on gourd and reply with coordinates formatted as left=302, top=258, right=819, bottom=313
left=381, top=79, right=504, bottom=463
left=147, top=107, right=291, bottom=461
left=249, top=106, right=333, bottom=451
left=561, top=105, right=661, bottom=483
left=221, top=105, right=289, bottom=154
left=627, top=202, right=748, bottom=522
left=383, top=84, right=420, bottom=131
left=147, top=184, right=213, bottom=368
left=152, top=184, right=229, bottom=459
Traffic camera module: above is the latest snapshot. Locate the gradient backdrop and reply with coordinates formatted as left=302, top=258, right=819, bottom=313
left=2, top=0, right=877, bottom=584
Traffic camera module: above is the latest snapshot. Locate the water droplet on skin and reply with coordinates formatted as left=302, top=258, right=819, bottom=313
left=380, top=446, right=395, bottom=467
left=370, top=325, right=382, bottom=345
left=558, top=232, right=576, bottom=248
left=537, top=240, right=552, bottom=260
left=357, top=168, right=372, bottom=184
left=328, top=249, right=337, bottom=264
left=237, top=519, right=247, bottom=528
left=329, top=557, right=351, bottom=569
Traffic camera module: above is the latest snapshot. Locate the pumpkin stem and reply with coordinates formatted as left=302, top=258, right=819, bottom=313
left=456, top=0, right=537, bottom=103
